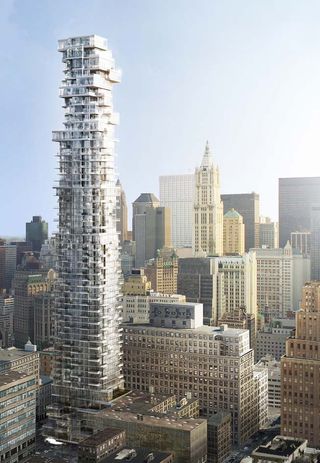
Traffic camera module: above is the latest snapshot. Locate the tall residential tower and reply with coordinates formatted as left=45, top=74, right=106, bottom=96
left=47, top=35, right=123, bottom=442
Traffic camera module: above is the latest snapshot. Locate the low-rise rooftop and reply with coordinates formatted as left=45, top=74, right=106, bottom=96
left=0, top=346, right=38, bottom=363
left=252, top=436, right=307, bottom=458
left=123, top=324, right=247, bottom=338
left=0, top=370, right=34, bottom=387
left=79, top=428, right=125, bottom=448
left=101, top=447, right=172, bottom=462
left=87, top=391, right=205, bottom=432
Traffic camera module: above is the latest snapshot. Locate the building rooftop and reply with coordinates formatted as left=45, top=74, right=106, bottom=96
left=133, top=193, right=159, bottom=204
left=200, top=141, right=214, bottom=168
left=0, top=347, right=38, bottom=364
left=0, top=370, right=33, bottom=387
left=252, top=436, right=307, bottom=458
left=89, top=391, right=205, bottom=432
left=208, top=412, right=231, bottom=426
left=79, top=428, right=124, bottom=448
left=224, top=208, right=242, bottom=219
left=123, top=323, right=248, bottom=339
left=102, top=447, right=172, bottom=463
left=25, top=456, right=68, bottom=463
left=40, top=375, right=53, bottom=386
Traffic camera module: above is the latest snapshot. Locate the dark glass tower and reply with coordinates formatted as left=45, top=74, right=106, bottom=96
left=279, top=177, right=320, bottom=248
left=26, top=216, right=48, bottom=252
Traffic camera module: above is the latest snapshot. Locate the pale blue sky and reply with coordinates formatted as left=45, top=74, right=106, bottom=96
left=1, top=0, right=320, bottom=236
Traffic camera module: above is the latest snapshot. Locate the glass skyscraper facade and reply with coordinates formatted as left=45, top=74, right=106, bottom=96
left=47, top=35, right=123, bottom=442
left=279, top=177, right=320, bottom=248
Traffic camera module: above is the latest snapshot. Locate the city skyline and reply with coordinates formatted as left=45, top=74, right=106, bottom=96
left=1, top=4, right=320, bottom=460
left=2, top=0, right=320, bottom=235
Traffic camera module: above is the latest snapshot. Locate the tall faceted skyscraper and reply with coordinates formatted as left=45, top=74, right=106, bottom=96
left=47, top=35, right=123, bottom=442
left=193, top=142, right=223, bottom=256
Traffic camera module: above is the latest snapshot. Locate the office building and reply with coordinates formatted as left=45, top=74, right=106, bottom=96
left=223, top=209, right=245, bottom=255
left=81, top=391, right=207, bottom=463
left=0, top=344, right=39, bottom=379
left=216, top=253, right=257, bottom=321
left=281, top=281, right=320, bottom=447
left=159, top=174, right=194, bottom=248
left=290, top=231, right=311, bottom=256
left=122, top=269, right=184, bottom=324
left=253, top=244, right=293, bottom=317
left=253, top=365, right=268, bottom=429
left=259, top=217, right=279, bottom=249
left=10, top=241, right=33, bottom=267
left=102, top=448, right=173, bottom=463
left=221, top=193, right=260, bottom=251
left=311, top=205, right=320, bottom=280
left=39, top=237, right=57, bottom=270
left=123, top=321, right=266, bottom=445
left=26, top=216, right=48, bottom=253
left=123, top=291, right=185, bottom=325
left=37, top=375, right=53, bottom=422
left=250, top=436, right=319, bottom=463
left=218, top=307, right=256, bottom=350
left=279, top=177, right=320, bottom=247
left=178, top=257, right=225, bottom=325
left=13, top=269, right=52, bottom=347
left=207, top=412, right=231, bottom=463
left=123, top=268, right=151, bottom=296
left=193, top=141, right=223, bottom=256
left=46, top=35, right=123, bottom=442
left=256, top=317, right=295, bottom=361
left=34, top=289, right=55, bottom=350
left=292, top=251, right=310, bottom=310
left=253, top=244, right=309, bottom=314
left=144, top=247, right=178, bottom=294
left=120, top=240, right=135, bottom=276
left=39, top=347, right=56, bottom=377
left=149, top=300, right=203, bottom=329
left=78, top=428, right=126, bottom=463
left=256, top=356, right=281, bottom=410
left=135, top=205, right=172, bottom=268
left=0, top=370, right=37, bottom=463
left=0, top=243, right=17, bottom=291
left=132, top=193, right=160, bottom=240
left=0, top=294, right=14, bottom=347
left=20, top=252, right=42, bottom=270
left=116, top=179, right=128, bottom=244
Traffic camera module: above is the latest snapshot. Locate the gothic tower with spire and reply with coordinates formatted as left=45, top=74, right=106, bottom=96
left=192, top=141, right=223, bottom=256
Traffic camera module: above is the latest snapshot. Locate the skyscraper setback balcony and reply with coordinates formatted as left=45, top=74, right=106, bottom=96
left=46, top=35, right=123, bottom=442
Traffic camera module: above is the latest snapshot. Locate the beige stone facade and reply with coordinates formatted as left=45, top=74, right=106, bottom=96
left=123, top=324, right=264, bottom=445
left=122, top=269, right=151, bottom=296
left=193, top=142, right=223, bottom=256
left=13, top=270, right=51, bottom=347
left=144, top=250, right=178, bottom=295
left=223, top=209, right=245, bottom=255
left=81, top=391, right=207, bottom=463
left=281, top=281, right=320, bottom=447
